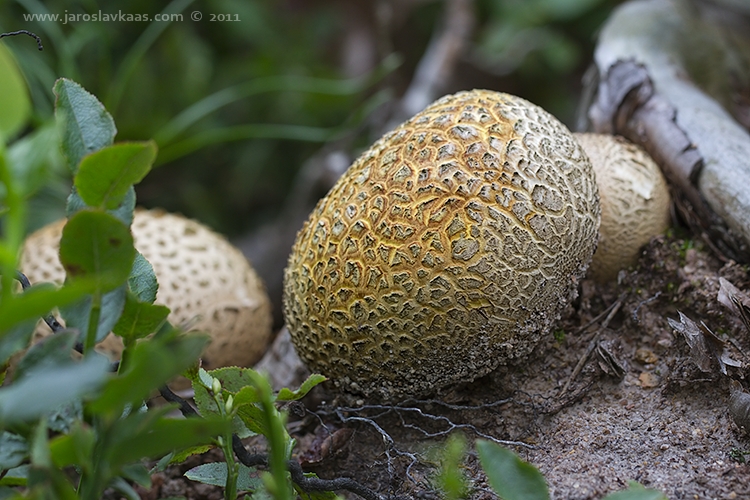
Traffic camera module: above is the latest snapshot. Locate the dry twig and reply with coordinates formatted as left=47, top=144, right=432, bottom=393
left=559, top=293, right=626, bottom=397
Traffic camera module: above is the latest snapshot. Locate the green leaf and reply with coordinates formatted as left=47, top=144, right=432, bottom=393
left=53, top=78, right=116, bottom=173
left=233, top=386, right=260, bottom=406
left=198, top=367, right=214, bottom=388
left=235, top=404, right=268, bottom=437
left=48, top=423, right=95, bottom=468
left=0, top=319, right=35, bottom=366
left=276, top=373, right=327, bottom=401
left=243, top=370, right=292, bottom=499
left=59, top=210, right=135, bottom=293
left=105, top=410, right=229, bottom=468
left=112, top=292, right=170, bottom=341
left=14, top=330, right=77, bottom=382
left=120, top=463, right=152, bottom=488
left=7, top=124, right=62, bottom=197
left=602, top=481, right=668, bottom=500
left=47, top=400, right=82, bottom=434
left=60, top=285, right=127, bottom=343
left=27, top=463, right=78, bottom=500
left=476, top=440, right=550, bottom=500
left=193, top=367, right=255, bottom=416
left=30, top=418, right=51, bottom=467
left=109, top=477, right=144, bottom=500
left=66, top=186, right=136, bottom=226
left=159, top=444, right=213, bottom=468
left=28, top=421, right=78, bottom=500
left=0, top=432, right=28, bottom=470
left=0, top=465, right=28, bottom=487
left=74, top=141, right=156, bottom=209
left=202, top=366, right=259, bottom=393
left=185, top=462, right=262, bottom=491
left=129, top=252, right=158, bottom=303
left=191, top=367, right=256, bottom=438
left=12, top=334, right=84, bottom=433
left=0, top=45, right=30, bottom=139
left=0, top=144, right=23, bottom=307
left=0, top=356, right=110, bottom=425
left=0, top=281, right=94, bottom=336
left=433, top=433, right=469, bottom=500
left=89, top=329, right=208, bottom=413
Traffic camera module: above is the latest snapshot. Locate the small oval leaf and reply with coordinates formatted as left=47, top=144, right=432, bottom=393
left=60, top=285, right=127, bottom=343
left=53, top=78, right=116, bottom=173
left=59, top=210, right=135, bottom=293
left=112, top=292, right=169, bottom=342
left=476, top=440, right=550, bottom=500
left=185, top=461, right=262, bottom=491
left=128, top=252, right=158, bottom=303
left=74, top=141, right=157, bottom=209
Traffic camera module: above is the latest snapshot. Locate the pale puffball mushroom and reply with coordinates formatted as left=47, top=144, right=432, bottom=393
left=574, top=133, right=672, bottom=282
left=283, top=90, right=601, bottom=401
left=19, top=209, right=273, bottom=370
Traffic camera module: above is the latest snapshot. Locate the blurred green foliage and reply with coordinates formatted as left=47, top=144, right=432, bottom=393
left=1, top=0, right=620, bottom=237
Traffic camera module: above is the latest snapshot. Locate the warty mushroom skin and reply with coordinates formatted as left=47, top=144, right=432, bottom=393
left=19, top=209, right=273, bottom=370
left=574, top=133, right=672, bottom=282
left=283, top=89, right=601, bottom=401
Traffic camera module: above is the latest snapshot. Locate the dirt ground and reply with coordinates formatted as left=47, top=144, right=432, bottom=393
left=136, top=231, right=750, bottom=500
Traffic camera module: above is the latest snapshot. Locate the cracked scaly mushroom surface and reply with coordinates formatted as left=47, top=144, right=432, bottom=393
left=283, top=89, right=601, bottom=401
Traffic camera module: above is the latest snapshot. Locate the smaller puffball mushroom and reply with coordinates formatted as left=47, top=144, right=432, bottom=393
left=574, top=133, right=672, bottom=282
left=19, top=209, right=273, bottom=370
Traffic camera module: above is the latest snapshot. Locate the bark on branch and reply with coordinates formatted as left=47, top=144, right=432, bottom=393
left=584, top=0, right=750, bottom=262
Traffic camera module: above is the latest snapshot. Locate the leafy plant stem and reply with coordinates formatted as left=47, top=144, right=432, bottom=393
left=84, top=293, right=102, bottom=354
left=78, top=416, right=108, bottom=500
left=118, top=339, right=133, bottom=374
left=249, top=370, right=292, bottom=499
left=223, top=438, right=238, bottom=500
left=0, top=144, right=25, bottom=304
left=213, top=388, right=238, bottom=500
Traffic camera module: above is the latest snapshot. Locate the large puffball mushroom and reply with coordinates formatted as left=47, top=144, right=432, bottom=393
left=19, top=209, right=273, bottom=370
left=283, top=89, right=601, bottom=401
left=574, top=133, right=672, bottom=282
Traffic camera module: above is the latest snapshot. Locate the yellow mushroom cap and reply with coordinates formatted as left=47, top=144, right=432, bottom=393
left=19, top=208, right=273, bottom=370
left=574, top=133, right=672, bottom=282
left=283, top=90, right=601, bottom=400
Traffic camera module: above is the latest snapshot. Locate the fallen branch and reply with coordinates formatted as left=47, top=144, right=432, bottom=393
left=584, top=0, right=750, bottom=262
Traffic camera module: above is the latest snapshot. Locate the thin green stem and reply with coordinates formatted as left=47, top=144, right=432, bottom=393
left=249, top=371, right=292, bottom=499
left=222, top=434, right=238, bottom=500
left=210, top=378, right=239, bottom=500
left=0, top=144, right=25, bottom=303
left=84, top=293, right=102, bottom=354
